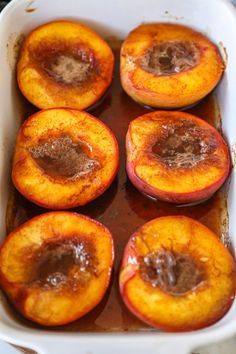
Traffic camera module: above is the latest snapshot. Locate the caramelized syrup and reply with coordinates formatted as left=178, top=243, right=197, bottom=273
left=141, top=41, right=199, bottom=75
left=5, top=45, right=230, bottom=331
left=30, top=136, right=99, bottom=181
left=151, top=119, right=217, bottom=168
left=140, top=250, right=204, bottom=295
left=33, top=41, right=97, bottom=85
left=30, top=239, right=96, bottom=290
left=43, top=55, right=92, bottom=84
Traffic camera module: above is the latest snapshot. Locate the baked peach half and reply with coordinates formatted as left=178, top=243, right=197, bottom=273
left=12, top=108, right=119, bottom=209
left=17, top=20, right=114, bottom=110
left=126, top=111, right=230, bottom=204
left=119, top=216, right=236, bottom=331
left=0, top=211, right=114, bottom=326
left=120, top=23, right=224, bottom=109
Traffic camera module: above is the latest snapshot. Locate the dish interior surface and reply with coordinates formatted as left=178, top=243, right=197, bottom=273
left=5, top=51, right=232, bottom=332
left=0, top=0, right=236, bottom=352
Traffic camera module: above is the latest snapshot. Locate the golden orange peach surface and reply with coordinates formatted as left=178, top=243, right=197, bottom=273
left=12, top=108, right=119, bottom=209
left=0, top=212, right=114, bottom=326
left=120, top=23, right=224, bottom=108
left=17, top=20, right=114, bottom=110
left=126, top=110, right=230, bottom=204
left=119, top=216, right=236, bottom=331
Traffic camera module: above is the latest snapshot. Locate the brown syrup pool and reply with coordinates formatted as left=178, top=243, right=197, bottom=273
left=5, top=44, right=230, bottom=332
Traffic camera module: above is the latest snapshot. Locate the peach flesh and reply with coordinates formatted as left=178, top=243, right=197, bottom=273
left=12, top=108, right=119, bottom=209
left=119, top=216, right=236, bottom=331
left=0, top=212, right=114, bottom=326
left=126, top=111, right=231, bottom=204
left=17, top=20, right=114, bottom=110
left=120, top=23, right=224, bottom=109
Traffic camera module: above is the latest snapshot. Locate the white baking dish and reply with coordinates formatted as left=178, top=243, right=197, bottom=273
left=1, top=0, right=236, bottom=353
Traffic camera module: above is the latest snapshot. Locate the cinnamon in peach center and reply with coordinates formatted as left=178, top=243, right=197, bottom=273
left=30, top=136, right=100, bottom=180
left=139, top=249, right=204, bottom=295
left=152, top=120, right=217, bottom=168
left=30, top=239, right=97, bottom=289
left=140, top=41, right=199, bottom=75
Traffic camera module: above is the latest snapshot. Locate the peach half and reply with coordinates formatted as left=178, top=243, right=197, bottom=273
left=119, top=216, right=236, bottom=332
left=126, top=111, right=230, bottom=204
left=12, top=108, right=119, bottom=209
left=0, top=212, right=114, bottom=326
left=17, top=20, right=114, bottom=110
left=120, top=23, right=224, bottom=109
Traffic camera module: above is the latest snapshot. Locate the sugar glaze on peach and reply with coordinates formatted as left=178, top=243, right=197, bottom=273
left=140, top=41, right=199, bottom=76
left=152, top=120, right=217, bottom=168
left=30, top=239, right=97, bottom=291
left=30, top=136, right=100, bottom=181
left=139, top=249, right=204, bottom=295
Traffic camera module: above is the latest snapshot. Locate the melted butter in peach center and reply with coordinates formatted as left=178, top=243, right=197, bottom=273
left=30, top=239, right=96, bottom=289
left=141, top=41, right=199, bottom=75
left=30, top=136, right=100, bottom=180
left=32, top=40, right=97, bottom=85
left=140, top=249, right=204, bottom=295
left=44, top=55, right=93, bottom=84
left=152, top=120, right=217, bottom=168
